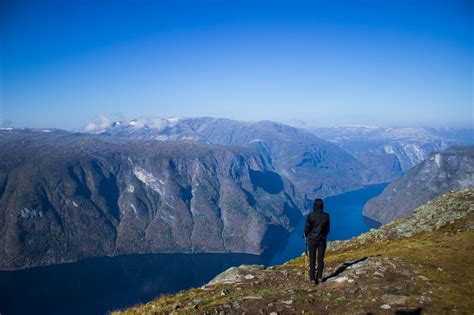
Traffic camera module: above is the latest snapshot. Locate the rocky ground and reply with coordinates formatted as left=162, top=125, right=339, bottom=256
left=113, top=189, right=474, bottom=314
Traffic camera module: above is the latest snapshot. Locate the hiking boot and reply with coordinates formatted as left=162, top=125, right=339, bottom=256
left=310, top=279, right=318, bottom=285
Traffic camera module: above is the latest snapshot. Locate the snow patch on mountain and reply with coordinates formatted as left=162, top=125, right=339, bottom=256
left=383, top=145, right=395, bottom=154
left=84, top=116, right=187, bottom=133
left=130, top=203, right=138, bottom=216
left=133, top=167, right=164, bottom=194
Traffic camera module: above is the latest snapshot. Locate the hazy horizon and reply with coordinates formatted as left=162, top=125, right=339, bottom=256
left=1, top=0, right=473, bottom=130
left=1, top=114, right=473, bottom=132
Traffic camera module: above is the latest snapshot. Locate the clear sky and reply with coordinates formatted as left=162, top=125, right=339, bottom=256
left=1, top=0, right=472, bottom=129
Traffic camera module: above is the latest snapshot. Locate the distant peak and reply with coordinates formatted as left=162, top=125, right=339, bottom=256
left=84, top=116, right=188, bottom=133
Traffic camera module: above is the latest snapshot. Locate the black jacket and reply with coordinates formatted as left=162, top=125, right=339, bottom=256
left=304, top=209, right=330, bottom=241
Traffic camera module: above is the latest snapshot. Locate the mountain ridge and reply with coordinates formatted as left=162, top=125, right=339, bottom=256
left=308, top=126, right=473, bottom=180
left=0, top=129, right=301, bottom=270
left=85, top=116, right=390, bottom=198
left=363, top=145, right=474, bottom=224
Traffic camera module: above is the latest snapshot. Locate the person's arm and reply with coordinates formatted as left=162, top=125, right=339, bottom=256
left=304, top=214, right=311, bottom=237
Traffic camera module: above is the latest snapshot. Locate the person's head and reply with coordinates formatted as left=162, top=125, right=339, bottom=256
left=313, top=198, right=324, bottom=212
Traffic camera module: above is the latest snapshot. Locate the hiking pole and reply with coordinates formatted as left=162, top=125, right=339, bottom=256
left=303, top=235, right=308, bottom=281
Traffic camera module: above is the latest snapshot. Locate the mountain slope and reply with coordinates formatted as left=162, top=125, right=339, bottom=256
left=363, top=145, right=474, bottom=224
left=91, top=117, right=373, bottom=200
left=308, top=126, right=473, bottom=182
left=115, top=189, right=474, bottom=314
left=0, top=129, right=301, bottom=269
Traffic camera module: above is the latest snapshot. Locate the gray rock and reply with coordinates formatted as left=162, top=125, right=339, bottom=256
left=221, top=289, right=229, bottom=296
left=346, top=288, right=360, bottom=295
left=208, top=265, right=264, bottom=285
left=242, top=295, right=263, bottom=300
left=373, top=271, right=384, bottom=277
left=382, top=294, right=408, bottom=305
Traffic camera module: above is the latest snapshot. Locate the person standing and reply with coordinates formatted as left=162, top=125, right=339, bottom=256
left=304, top=198, right=330, bottom=285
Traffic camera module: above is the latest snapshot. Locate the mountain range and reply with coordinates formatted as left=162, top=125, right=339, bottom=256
left=308, top=125, right=473, bottom=181
left=87, top=117, right=376, bottom=199
left=1, top=118, right=472, bottom=269
left=0, top=129, right=301, bottom=269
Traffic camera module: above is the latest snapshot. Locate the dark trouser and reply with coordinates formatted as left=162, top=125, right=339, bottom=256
left=308, top=239, right=326, bottom=281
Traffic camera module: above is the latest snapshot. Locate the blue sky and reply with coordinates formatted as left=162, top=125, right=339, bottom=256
left=1, top=0, right=472, bottom=129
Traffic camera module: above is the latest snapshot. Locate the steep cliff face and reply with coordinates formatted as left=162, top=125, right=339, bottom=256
left=195, top=119, right=371, bottom=199
left=363, top=146, right=474, bottom=224
left=91, top=117, right=372, bottom=199
left=0, top=130, right=301, bottom=269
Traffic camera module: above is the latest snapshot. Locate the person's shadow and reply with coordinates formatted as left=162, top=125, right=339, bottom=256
left=321, top=256, right=369, bottom=282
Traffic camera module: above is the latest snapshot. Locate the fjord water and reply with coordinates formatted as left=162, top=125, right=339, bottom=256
left=0, top=183, right=386, bottom=315
left=263, top=183, right=385, bottom=266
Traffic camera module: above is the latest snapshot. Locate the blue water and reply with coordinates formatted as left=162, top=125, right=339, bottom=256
left=264, top=183, right=386, bottom=265
left=0, top=183, right=387, bottom=315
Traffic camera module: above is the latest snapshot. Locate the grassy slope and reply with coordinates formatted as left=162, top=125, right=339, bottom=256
left=113, top=190, right=474, bottom=314
left=287, top=215, right=474, bottom=313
